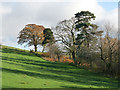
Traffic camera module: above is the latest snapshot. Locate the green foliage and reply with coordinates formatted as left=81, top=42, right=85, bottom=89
left=1, top=46, right=119, bottom=88
left=42, top=28, right=54, bottom=45
left=75, top=11, right=95, bottom=22
left=75, top=11, right=102, bottom=47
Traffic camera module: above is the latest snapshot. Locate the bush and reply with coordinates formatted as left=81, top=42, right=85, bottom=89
left=68, top=62, right=76, bottom=66
left=91, top=60, right=105, bottom=73
left=34, top=52, right=41, bottom=57
left=111, top=62, right=118, bottom=76
left=34, top=52, right=50, bottom=57
left=40, top=52, right=50, bottom=57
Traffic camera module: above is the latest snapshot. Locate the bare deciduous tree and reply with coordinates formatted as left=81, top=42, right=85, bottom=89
left=47, top=43, right=63, bottom=62
left=98, top=23, right=118, bottom=74
left=54, top=17, right=78, bottom=64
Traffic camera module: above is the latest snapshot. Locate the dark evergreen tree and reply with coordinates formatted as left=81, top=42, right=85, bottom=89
left=42, top=28, right=54, bottom=52
left=75, top=11, right=102, bottom=48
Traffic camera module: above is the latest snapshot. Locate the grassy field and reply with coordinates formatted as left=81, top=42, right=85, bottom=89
left=1, top=45, right=119, bottom=88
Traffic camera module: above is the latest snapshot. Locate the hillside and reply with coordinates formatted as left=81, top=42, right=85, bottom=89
left=1, top=45, right=119, bottom=88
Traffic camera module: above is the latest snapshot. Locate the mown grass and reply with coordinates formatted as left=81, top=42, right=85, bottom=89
left=1, top=45, right=119, bottom=88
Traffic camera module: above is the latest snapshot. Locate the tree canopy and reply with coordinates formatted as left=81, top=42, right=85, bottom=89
left=42, top=28, right=54, bottom=52
left=17, top=24, right=45, bottom=52
left=54, top=17, right=78, bottom=64
left=75, top=11, right=103, bottom=48
left=16, top=10, right=119, bottom=76
left=42, top=28, right=54, bottom=45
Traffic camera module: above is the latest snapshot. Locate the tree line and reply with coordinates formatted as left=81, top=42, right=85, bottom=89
left=17, top=11, right=119, bottom=76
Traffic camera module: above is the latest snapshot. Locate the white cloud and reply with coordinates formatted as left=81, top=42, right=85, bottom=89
left=1, top=1, right=118, bottom=50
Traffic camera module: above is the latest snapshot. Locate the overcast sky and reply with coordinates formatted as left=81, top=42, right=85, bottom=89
left=0, top=0, right=118, bottom=51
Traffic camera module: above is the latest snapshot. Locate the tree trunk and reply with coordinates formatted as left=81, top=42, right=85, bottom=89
left=108, top=58, right=112, bottom=74
left=57, top=55, right=60, bottom=62
left=71, top=31, right=77, bottom=64
left=34, top=45, right=37, bottom=52
left=106, top=63, right=111, bottom=74
left=72, top=51, right=77, bottom=64
left=42, top=45, right=45, bottom=53
left=69, top=53, right=72, bottom=59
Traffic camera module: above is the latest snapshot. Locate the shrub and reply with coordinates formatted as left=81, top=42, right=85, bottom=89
left=111, top=62, right=118, bottom=76
left=34, top=52, right=41, bottom=57
left=91, top=60, right=106, bottom=73
left=68, top=62, right=76, bottom=66
left=40, top=52, right=50, bottom=57
left=30, top=49, right=34, bottom=53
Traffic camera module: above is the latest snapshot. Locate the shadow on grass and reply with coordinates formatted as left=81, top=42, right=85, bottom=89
left=61, top=86, right=82, bottom=88
left=2, top=46, right=119, bottom=88
left=2, top=59, right=88, bottom=78
left=2, top=56, right=74, bottom=69
left=2, top=85, right=16, bottom=88
left=2, top=56, right=119, bottom=88
left=2, top=47, right=35, bottom=57
left=2, top=59, right=97, bottom=78
left=2, top=46, right=77, bottom=69
left=2, top=67, right=118, bottom=88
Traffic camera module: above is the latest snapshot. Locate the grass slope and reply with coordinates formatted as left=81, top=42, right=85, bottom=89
left=1, top=45, right=119, bottom=88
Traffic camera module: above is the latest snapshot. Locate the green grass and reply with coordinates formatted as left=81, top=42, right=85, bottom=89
left=1, top=45, right=119, bottom=88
